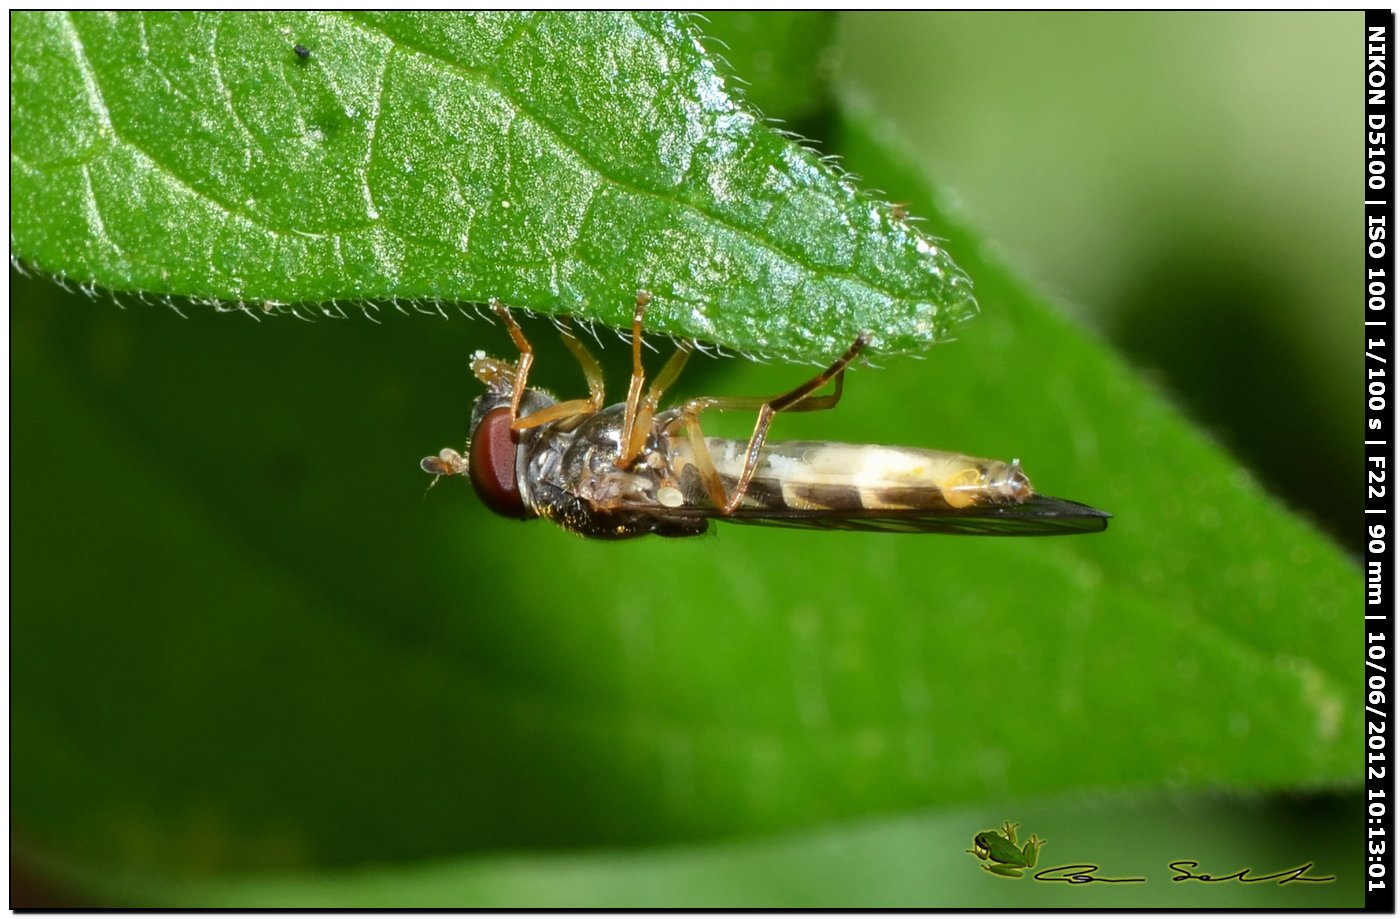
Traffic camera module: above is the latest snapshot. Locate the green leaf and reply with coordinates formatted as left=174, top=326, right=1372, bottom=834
left=9, top=10, right=974, bottom=361
left=23, top=796, right=1362, bottom=908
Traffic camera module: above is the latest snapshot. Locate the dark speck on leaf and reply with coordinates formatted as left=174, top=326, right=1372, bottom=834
left=293, top=43, right=311, bottom=59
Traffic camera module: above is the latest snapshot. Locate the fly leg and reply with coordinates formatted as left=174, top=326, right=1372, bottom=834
left=508, top=320, right=609, bottom=431
left=489, top=302, right=604, bottom=431
left=671, top=333, right=870, bottom=514
left=487, top=300, right=537, bottom=425
left=615, top=292, right=696, bottom=468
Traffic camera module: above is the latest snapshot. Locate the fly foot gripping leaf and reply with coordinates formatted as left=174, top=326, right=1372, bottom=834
left=10, top=11, right=977, bottom=362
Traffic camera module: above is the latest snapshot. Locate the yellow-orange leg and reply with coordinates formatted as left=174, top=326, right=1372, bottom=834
left=616, top=291, right=652, bottom=463
left=492, top=301, right=535, bottom=425
left=560, top=322, right=606, bottom=409
left=613, top=291, right=701, bottom=468
left=616, top=343, right=693, bottom=467
left=673, top=333, right=869, bottom=514
left=492, top=303, right=607, bottom=432
left=510, top=320, right=609, bottom=432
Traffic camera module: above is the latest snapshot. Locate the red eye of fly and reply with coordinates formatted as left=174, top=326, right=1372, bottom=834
left=468, top=407, right=528, bottom=519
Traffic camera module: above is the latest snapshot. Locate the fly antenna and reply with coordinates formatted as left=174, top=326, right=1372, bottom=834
left=420, top=448, right=469, bottom=497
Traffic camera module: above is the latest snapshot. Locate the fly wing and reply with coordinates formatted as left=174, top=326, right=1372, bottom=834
left=650, top=493, right=1109, bottom=536
left=712, top=494, right=1110, bottom=536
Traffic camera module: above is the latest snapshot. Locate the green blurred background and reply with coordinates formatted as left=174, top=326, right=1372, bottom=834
left=839, top=11, right=1359, bottom=552
left=11, top=12, right=1363, bottom=907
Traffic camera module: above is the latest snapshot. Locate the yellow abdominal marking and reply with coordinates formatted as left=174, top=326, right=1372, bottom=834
left=689, top=440, right=1020, bottom=509
left=940, top=466, right=987, bottom=509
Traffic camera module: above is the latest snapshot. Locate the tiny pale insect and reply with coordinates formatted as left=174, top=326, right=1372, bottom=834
left=422, top=293, right=1110, bottom=539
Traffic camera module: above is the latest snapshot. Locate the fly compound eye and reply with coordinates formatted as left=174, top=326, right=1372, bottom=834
left=468, top=407, right=529, bottom=519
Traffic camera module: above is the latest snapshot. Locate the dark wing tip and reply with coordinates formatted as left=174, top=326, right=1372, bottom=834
left=1019, top=494, right=1111, bottom=531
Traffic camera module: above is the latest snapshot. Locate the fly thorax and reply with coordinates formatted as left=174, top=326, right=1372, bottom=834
left=580, top=441, right=672, bottom=508
left=549, top=405, right=661, bottom=510
left=519, top=427, right=570, bottom=513
left=579, top=469, right=665, bottom=508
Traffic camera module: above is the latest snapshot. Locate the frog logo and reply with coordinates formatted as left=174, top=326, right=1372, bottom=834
left=967, top=821, right=1045, bottom=878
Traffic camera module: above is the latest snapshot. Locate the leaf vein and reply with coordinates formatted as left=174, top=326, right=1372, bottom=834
left=342, top=14, right=920, bottom=309
left=63, top=12, right=359, bottom=273
left=207, top=17, right=263, bottom=163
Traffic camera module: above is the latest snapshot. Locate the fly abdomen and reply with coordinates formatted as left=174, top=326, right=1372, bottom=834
left=675, top=438, right=1035, bottom=512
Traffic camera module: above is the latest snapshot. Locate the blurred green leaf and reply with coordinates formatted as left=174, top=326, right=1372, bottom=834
left=10, top=10, right=1359, bottom=909
left=700, top=12, right=837, bottom=123
left=838, top=13, right=1358, bottom=549
left=9, top=10, right=973, bottom=361
left=24, top=796, right=1361, bottom=908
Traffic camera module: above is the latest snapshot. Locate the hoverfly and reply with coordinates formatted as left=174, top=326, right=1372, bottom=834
left=422, top=293, right=1110, bottom=539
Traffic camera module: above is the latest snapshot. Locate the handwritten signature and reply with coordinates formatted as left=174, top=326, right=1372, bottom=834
left=1033, top=864, right=1145, bottom=884
left=1167, top=860, right=1336, bottom=885
left=1029, top=861, right=1334, bottom=886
